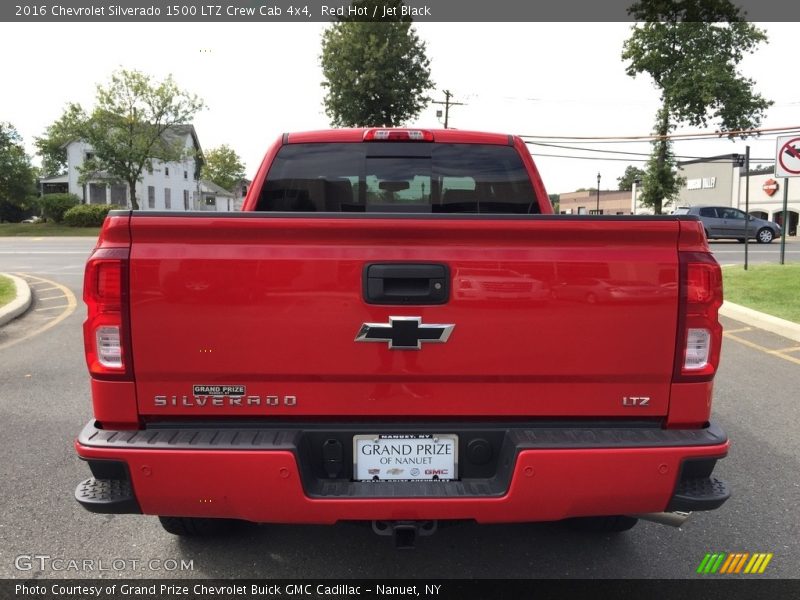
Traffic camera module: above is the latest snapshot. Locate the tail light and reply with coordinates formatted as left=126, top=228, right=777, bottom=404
left=83, top=247, right=132, bottom=380
left=363, top=129, right=434, bottom=142
left=673, top=252, right=723, bottom=382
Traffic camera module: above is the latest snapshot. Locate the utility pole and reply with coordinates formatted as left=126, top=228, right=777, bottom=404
left=596, top=173, right=601, bottom=213
left=432, top=90, right=465, bottom=129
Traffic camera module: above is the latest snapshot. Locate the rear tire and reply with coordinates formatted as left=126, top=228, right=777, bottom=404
left=158, top=516, right=239, bottom=536
left=564, top=515, right=639, bottom=533
left=756, top=228, right=774, bottom=244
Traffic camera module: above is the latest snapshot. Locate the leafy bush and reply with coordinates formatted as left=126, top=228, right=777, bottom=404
left=39, top=193, right=80, bottom=223
left=63, top=204, right=123, bottom=227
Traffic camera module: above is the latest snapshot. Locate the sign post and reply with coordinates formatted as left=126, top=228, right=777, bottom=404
left=780, top=178, right=789, bottom=265
left=744, top=146, right=750, bottom=270
left=774, top=136, right=800, bottom=265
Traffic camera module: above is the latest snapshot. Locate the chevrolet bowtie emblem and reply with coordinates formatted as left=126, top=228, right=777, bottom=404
left=355, top=317, right=455, bottom=350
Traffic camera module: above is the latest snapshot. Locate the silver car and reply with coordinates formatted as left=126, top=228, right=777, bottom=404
left=673, top=205, right=782, bottom=244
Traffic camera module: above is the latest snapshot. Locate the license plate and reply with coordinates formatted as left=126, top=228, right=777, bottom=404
left=353, top=434, right=458, bottom=481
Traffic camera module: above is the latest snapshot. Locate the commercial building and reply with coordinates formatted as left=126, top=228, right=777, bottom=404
left=677, top=154, right=798, bottom=236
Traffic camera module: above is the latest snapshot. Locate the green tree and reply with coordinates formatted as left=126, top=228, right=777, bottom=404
left=320, top=0, right=434, bottom=127
left=0, top=123, right=37, bottom=221
left=78, top=69, right=204, bottom=209
left=616, top=165, right=646, bottom=191
left=640, top=109, right=686, bottom=213
left=200, top=144, right=246, bottom=192
left=34, top=103, right=87, bottom=177
left=622, top=1, right=772, bottom=214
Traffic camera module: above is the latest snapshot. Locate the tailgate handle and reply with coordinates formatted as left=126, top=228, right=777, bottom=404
left=364, top=263, right=450, bottom=305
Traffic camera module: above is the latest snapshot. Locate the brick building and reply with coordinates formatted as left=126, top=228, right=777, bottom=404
left=557, top=190, right=637, bottom=215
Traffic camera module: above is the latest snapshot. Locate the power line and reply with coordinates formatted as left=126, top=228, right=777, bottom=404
left=520, top=135, right=797, bottom=145
left=519, top=124, right=800, bottom=142
left=529, top=151, right=777, bottom=163
left=530, top=153, right=650, bottom=163
left=519, top=137, right=756, bottom=145
left=526, top=140, right=710, bottom=160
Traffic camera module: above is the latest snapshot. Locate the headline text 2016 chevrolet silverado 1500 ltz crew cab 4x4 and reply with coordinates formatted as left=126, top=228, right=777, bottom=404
left=75, top=128, right=729, bottom=548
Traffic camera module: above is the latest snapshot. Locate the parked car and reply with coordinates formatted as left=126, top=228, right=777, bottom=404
left=551, top=277, right=670, bottom=305
left=672, top=205, right=781, bottom=243
left=454, top=268, right=550, bottom=302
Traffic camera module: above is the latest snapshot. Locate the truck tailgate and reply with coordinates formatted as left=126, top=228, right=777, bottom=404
left=129, top=215, right=680, bottom=418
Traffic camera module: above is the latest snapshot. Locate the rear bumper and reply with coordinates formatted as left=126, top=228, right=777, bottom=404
left=74, top=420, right=730, bottom=524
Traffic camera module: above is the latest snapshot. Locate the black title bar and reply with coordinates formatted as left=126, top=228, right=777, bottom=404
left=3, top=0, right=800, bottom=22
left=3, top=579, right=799, bottom=600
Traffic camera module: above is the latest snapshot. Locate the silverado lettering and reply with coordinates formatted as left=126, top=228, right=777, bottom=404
left=74, top=128, right=730, bottom=545
left=154, top=395, right=296, bottom=407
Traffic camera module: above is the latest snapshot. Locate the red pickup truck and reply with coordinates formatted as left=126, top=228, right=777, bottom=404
left=75, top=128, right=729, bottom=548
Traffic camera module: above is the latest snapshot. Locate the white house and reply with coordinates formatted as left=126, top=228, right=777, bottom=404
left=62, top=125, right=238, bottom=213
left=231, top=178, right=251, bottom=211
left=198, top=179, right=235, bottom=211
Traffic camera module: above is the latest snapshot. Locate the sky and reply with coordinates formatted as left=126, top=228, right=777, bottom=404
left=1, top=21, right=798, bottom=194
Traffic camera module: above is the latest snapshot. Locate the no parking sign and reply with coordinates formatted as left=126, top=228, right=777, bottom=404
left=775, top=136, right=800, bottom=177
left=772, top=136, right=796, bottom=265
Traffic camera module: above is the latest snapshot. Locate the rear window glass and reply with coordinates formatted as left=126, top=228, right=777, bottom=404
left=256, top=142, right=540, bottom=214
